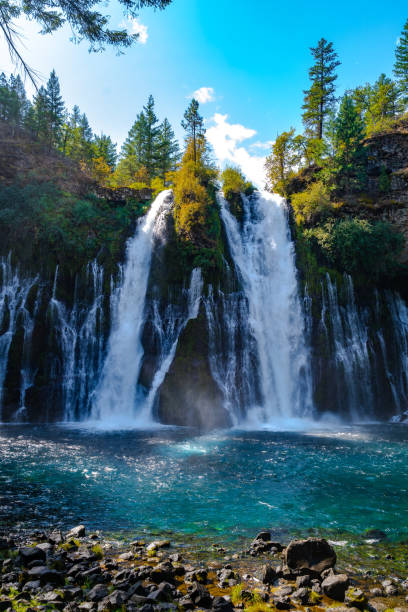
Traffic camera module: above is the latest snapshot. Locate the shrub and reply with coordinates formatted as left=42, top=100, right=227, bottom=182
left=304, top=217, right=404, bottom=281
left=291, top=181, right=333, bottom=224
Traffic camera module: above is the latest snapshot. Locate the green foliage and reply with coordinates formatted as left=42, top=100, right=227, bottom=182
left=302, top=38, right=340, bottom=139
left=349, top=74, right=402, bottom=135
left=332, top=95, right=366, bottom=193
left=116, top=96, right=179, bottom=187
left=0, top=181, right=146, bottom=273
left=303, top=218, right=404, bottom=282
left=1, top=0, right=172, bottom=86
left=91, top=543, right=104, bottom=559
left=265, top=128, right=300, bottom=196
left=291, top=181, right=332, bottom=224
left=394, top=18, right=408, bottom=107
left=220, top=165, right=255, bottom=221
left=181, top=98, right=204, bottom=163
left=172, top=134, right=223, bottom=277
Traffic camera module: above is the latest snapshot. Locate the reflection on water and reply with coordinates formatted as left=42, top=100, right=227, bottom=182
left=1, top=424, right=408, bottom=543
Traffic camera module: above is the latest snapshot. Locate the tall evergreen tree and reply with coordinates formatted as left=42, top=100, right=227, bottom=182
left=394, top=18, right=408, bottom=106
left=142, top=94, right=160, bottom=179
left=265, top=128, right=300, bottom=197
left=29, top=85, right=50, bottom=142
left=181, top=98, right=204, bottom=163
left=156, top=118, right=180, bottom=183
left=45, top=69, right=65, bottom=146
left=333, top=95, right=366, bottom=194
left=367, top=73, right=401, bottom=128
left=302, top=38, right=340, bottom=140
left=93, top=133, right=117, bottom=168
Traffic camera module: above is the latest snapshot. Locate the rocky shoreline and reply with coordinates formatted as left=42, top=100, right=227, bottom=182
left=1, top=526, right=407, bottom=612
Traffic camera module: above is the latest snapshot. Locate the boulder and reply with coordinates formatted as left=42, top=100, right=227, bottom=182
left=188, top=582, right=213, bottom=608
left=254, top=531, right=271, bottom=542
left=261, top=564, right=276, bottom=585
left=87, top=584, right=109, bottom=602
left=18, top=546, right=46, bottom=565
left=322, top=574, right=350, bottom=601
left=27, top=566, right=65, bottom=586
left=285, top=538, right=336, bottom=574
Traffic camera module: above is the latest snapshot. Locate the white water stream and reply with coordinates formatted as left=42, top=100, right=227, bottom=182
left=219, top=191, right=314, bottom=423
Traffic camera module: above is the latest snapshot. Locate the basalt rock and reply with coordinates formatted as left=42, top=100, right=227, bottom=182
left=284, top=538, right=336, bottom=574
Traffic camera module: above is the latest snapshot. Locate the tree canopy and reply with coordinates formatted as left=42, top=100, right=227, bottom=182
left=0, top=0, right=172, bottom=85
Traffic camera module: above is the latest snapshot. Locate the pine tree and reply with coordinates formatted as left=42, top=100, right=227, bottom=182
left=119, top=111, right=149, bottom=182
left=333, top=95, right=366, bottom=194
left=181, top=98, right=204, bottom=163
left=30, top=86, right=50, bottom=142
left=45, top=69, right=65, bottom=146
left=156, top=118, right=180, bottom=183
left=265, top=128, right=300, bottom=197
left=394, top=18, right=408, bottom=106
left=367, top=74, right=401, bottom=129
left=93, top=134, right=117, bottom=168
left=302, top=38, right=340, bottom=139
left=142, top=94, right=160, bottom=179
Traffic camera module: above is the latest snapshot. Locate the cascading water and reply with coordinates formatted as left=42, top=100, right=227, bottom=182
left=219, top=192, right=314, bottom=423
left=0, top=255, right=39, bottom=419
left=91, top=190, right=173, bottom=424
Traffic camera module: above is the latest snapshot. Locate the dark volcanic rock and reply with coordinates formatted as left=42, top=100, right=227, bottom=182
left=18, top=546, right=46, bottom=565
left=285, top=538, right=336, bottom=574
left=188, top=582, right=213, bottom=608
left=322, top=574, right=350, bottom=601
left=212, top=596, right=234, bottom=612
left=261, top=564, right=277, bottom=585
left=27, top=566, right=65, bottom=586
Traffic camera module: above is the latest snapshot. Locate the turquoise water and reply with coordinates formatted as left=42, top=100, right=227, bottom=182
left=1, top=424, right=408, bottom=544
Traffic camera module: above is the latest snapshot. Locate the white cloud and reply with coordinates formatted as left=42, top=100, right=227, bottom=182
left=190, top=86, right=215, bottom=104
left=127, top=18, right=148, bottom=44
left=206, top=113, right=267, bottom=188
left=250, top=140, right=274, bottom=151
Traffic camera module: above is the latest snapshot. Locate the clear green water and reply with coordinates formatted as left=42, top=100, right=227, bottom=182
left=1, top=424, right=408, bottom=546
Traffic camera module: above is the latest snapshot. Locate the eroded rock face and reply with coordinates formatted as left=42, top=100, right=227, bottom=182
left=284, top=538, right=336, bottom=574
left=157, top=313, right=231, bottom=430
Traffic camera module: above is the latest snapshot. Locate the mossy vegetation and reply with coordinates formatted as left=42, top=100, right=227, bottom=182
left=0, top=180, right=148, bottom=275
left=172, top=135, right=224, bottom=280
left=220, top=165, right=255, bottom=223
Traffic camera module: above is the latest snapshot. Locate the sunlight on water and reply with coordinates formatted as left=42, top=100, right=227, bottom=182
left=1, top=424, right=408, bottom=544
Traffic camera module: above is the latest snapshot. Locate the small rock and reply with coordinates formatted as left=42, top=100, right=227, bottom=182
left=344, top=587, right=368, bottom=610
left=212, top=596, right=234, bottom=612
left=370, top=588, right=383, bottom=597
left=87, top=584, right=109, bottom=602
left=146, top=540, right=170, bottom=551
left=385, top=584, right=399, bottom=596
left=322, top=574, right=350, bottom=601
left=296, top=575, right=311, bottom=588
left=261, top=564, right=276, bottom=585
left=188, top=582, right=212, bottom=608
left=273, top=595, right=292, bottom=610
left=66, top=525, right=86, bottom=539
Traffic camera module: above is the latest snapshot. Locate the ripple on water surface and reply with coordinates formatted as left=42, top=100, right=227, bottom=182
left=0, top=423, right=408, bottom=544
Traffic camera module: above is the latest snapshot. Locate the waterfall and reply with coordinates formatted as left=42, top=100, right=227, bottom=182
left=91, top=190, right=173, bottom=424
left=0, top=255, right=39, bottom=420
left=203, top=287, right=260, bottom=424
left=141, top=267, right=203, bottom=421
left=49, top=261, right=106, bottom=421
left=219, top=192, right=313, bottom=423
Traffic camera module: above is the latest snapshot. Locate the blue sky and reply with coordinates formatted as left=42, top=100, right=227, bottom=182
left=1, top=0, right=407, bottom=184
